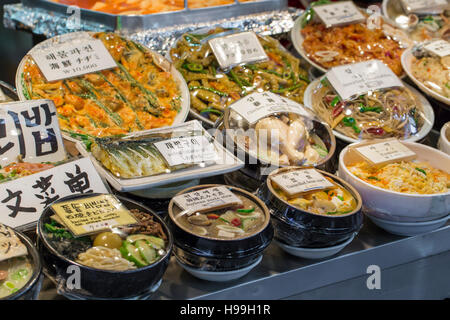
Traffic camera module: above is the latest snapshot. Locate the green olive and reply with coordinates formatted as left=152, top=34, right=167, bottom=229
left=93, top=232, right=123, bottom=249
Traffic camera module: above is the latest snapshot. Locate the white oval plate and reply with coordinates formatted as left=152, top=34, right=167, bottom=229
left=303, top=78, right=435, bottom=144
left=401, top=47, right=450, bottom=106
left=176, top=255, right=263, bottom=282
left=15, top=31, right=190, bottom=143
left=367, top=213, right=449, bottom=236
left=275, top=234, right=355, bottom=260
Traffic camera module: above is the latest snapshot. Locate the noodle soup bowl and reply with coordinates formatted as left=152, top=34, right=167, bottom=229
left=217, top=107, right=336, bottom=192
left=37, top=193, right=173, bottom=299
left=257, top=167, right=363, bottom=248
left=339, top=142, right=450, bottom=222
left=2, top=230, right=42, bottom=300
left=168, top=184, right=273, bottom=272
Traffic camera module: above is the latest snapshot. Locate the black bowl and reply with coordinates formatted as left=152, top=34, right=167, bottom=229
left=168, top=184, right=273, bottom=272
left=2, top=230, right=42, bottom=300
left=258, top=167, right=363, bottom=248
left=37, top=193, right=173, bottom=299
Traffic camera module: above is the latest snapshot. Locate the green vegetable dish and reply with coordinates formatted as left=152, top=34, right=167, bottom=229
left=169, top=27, right=310, bottom=123
left=43, top=208, right=167, bottom=271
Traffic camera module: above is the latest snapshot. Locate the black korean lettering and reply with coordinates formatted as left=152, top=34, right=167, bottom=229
left=32, top=128, right=59, bottom=156
left=7, top=111, right=25, bottom=158
left=0, top=118, right=14, bottom=156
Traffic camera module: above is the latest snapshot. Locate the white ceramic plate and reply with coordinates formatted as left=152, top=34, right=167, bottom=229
left=401, top=47, right=450, bottom=106
left=275, top=234, right=355, bottom=260
left=176, top=255, right=263, bottom=282
left=367, top=213, right=449, bottom=236
left=76, top=120, right=244, bottom=192
left=339, top=141, right=450, bottom=222
left=291, top=12, right=410, bottom=78
left=127, top=179, right=200, bottom=199
left=303, top=78, right=435, bottom=144
left=438, top=122, right=450, bottom=155
left=15, top=31, right=190, bottom=143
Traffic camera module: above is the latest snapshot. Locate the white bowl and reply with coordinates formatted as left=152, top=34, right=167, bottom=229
left=367, top=213, right=449, bottom=236
left=303, top=78, right=435, bottom=144
left=339, top=141, right=450, bottom=222
left=401, top=47, right=450, bottom=106
left=438, top=122, right=450, bottom=155
left=15, top=31, right=190, bottom=143
left=176, top=255, right=263, bottom=282
left=275, top=234, right=355, bottom=260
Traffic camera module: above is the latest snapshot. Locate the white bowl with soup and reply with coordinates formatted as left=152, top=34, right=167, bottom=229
left=438, top=122, right=450, bottom=155
left=339, top=141, right=450, bottom=222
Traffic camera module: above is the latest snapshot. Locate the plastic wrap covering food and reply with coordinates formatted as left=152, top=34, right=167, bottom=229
left=37, top=193, right=172, bottom=299
left=169, top=27, right=310, bottom=125
left=309, top=77, right=429, bottom=141
left=18, top=32, right=187, bottom=139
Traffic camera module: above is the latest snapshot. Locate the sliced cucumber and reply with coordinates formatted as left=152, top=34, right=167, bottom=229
left=120, top=241, right=148, bottom=268
left=136, top=240, right=157, bottom=264
left=126, top=234, right=165, bottom=250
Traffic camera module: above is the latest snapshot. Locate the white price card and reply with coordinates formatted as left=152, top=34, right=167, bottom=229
left=400, top=0, right=448, bottom=14
left=0, top=157, right=109, bottom=229
left=208, top=31, right=268, bottom=70
left=0, top=100, right=66, bottom=167
left=313, top=1, right=366, bottom=28
left=31, top=38, right=117, bottom=82
left=0, top=224, right=28, bottom=262
left=271, top=169, right=335, bottom=196
left=353, top=139, right=416, bottom=165
left=154, top=135, right=218, bottom=167
left=326, top=60, right=404, bottom=101
left=173, top=186, right=243, bottom=213
left=230, top=92, right=311, bottom=125
left=424, top=40, right=450, bottom=57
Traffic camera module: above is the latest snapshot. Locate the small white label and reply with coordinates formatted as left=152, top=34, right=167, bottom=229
left=154, top=135, right=218, bottom=167
left=0, top=100, right=66, bottom=167
left=424, top=40, right=450, bottom=57
left=208, top=31, right=268, bottom=70
left=0, top=157, right=109, bottom=229
left=354, top=140, right=416, bottom=164
left=230, top=92, right=311, bottom=125
left=326, top=60, right=404, bottom=101
left=173, top=186, right=243, bottom=213
left=82, top=219, right=119, bottom=233
left=31, top=39, right=117, bottom=82
left=313, top=1, right=366, bottom=28
left=400, top=0, right=448, bottom=14
left=271, top=169, right=334, bottom=196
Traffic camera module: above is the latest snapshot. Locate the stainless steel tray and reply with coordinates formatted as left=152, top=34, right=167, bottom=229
left=21, top=0, right=288, bottom=32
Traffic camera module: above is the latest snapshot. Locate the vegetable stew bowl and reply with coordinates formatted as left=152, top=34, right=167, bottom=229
left=338, top=141, right=450, bottom=222
left=303, top=78, right=435, bottom=144
left=257, top=167, right=363, bottom=248
left=15, top=31, right=190, bottom=143
left=37, top=193, right=173, bottom=299
left=168, top=184, right=273, bottom=272
left=1, top=231, right=42, bottom=300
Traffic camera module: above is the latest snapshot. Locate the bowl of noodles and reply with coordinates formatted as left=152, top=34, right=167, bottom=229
left=304, top=77, right=434, bottom=143
left=401, top=43, right=450, bottom=106
left=291, top=1, right=412, bottom=77
left=338, top=141, right=450, bottom=222
left=37, top=193, right=173, bottom=299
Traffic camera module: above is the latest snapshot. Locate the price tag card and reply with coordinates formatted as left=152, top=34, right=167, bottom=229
left=271, top=169, right=335, bottom=197
left=51, top=194, right=138, bottom=236
left=0, top=100, right=66, bottom=167
left=154, top=135, right=218, bottom=167
left=313, top=1, right=366, bottom=28
left=0, top=224, right=28, bottom=262
left=31, top=38, right=117, bottom=82
left=400, top=0, right=448, bottom=14
left=0, top=157, right=109, bottom=229
left=230, top=92, right=311, bottom=125
left=326, top=60, right=404, bottom=101
left=353, top=139, right=416, bottom=165
left=208, top=31, right=268, bottom=70
left=173, top=186, right=243, bottom=214
left=424, top=40, right=450, bottom=57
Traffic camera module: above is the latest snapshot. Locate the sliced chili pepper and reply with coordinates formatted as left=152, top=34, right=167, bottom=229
left=367, top=127, right=385, bottom=135
left=332, top=103, right=344, bottom=118
left=231, top=218, right=241, bottom=227
left=330, top=96, right=340, bottom=107
left=207, top=214, right=219, bottom=220
left=237, top=207, right=255, bottom=213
